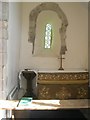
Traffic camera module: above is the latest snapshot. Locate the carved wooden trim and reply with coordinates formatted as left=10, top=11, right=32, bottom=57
left=28, top=2, right=68, bottom=54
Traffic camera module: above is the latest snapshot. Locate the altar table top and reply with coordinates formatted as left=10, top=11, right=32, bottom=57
left=0, top=99, right=89, bottom=110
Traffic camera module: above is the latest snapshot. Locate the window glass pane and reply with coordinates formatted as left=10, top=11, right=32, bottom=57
left=44, top=24, right=52, bottom=48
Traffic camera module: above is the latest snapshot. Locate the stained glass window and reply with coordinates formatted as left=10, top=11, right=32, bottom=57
left=44, top=24, right=52, bottom=48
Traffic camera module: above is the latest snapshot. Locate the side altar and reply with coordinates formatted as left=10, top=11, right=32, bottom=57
left=37, top=70, right=89, bottom=99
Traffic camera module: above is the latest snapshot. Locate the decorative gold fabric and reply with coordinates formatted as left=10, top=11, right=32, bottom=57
left=37, top=72, right=89, bottom=99
left=38, top=72, right=89, bottom=81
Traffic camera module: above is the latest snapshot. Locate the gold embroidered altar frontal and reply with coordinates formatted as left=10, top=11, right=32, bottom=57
left=37, top=72, right=89, bottom=99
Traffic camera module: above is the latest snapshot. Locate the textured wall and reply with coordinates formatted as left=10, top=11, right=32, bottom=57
left=0, top=2, right=8, bottom=99
left=19, top=2, right=88, bottom=71
left=0, top=1, right=8, bottom=119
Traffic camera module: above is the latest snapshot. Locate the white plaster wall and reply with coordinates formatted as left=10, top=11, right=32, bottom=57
left=19, top=2, right=88, bottom=71
left=7, top=2, right=22, bottom=96
left=34, top=10, right=62, bottom=57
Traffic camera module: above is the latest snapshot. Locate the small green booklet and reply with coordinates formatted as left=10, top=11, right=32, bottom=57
left=18, top=97, right=33, bottom=107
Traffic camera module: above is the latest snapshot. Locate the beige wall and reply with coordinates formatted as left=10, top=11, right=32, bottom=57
left=19, top=2, right=88, bottom=71
left=7, top=2, right=22, bottom=96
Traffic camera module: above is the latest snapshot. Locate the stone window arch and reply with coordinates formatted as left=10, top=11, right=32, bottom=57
left=28, top=2, right=68, bottom=55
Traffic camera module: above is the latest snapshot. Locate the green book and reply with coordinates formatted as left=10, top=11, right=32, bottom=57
left=18, top=97, right=33, bottom=107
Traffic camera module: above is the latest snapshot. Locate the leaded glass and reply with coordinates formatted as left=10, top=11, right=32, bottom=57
left=44, top=24, right=52, bottom=48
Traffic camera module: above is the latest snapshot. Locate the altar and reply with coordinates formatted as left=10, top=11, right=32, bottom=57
left=37, top=70, right=89, bottom=99
left=19, top=69, right=89, bottom=100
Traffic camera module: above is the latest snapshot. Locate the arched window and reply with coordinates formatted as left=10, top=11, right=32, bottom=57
left=28, top=2, right=68, bottom=56
left=44, top=24, right=52, bottom=49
